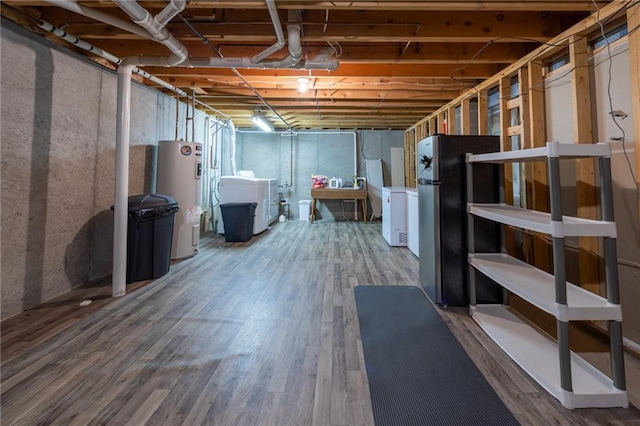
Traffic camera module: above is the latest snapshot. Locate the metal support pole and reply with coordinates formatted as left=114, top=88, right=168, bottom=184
left=599, top=156, right=626, bottom=391
left=599, top=157, right=620, bottom=303
left=548, top=153, right=572, bottom=392
left=466, top=156, right=477, bottom=307
left=609, top=321, right=627, bottom=390
left=557, top=321, right=573, bottom=392
left=498, top=163, right=508, bottom=303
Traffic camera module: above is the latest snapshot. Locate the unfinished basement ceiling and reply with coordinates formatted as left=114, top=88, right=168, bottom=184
left=1, top=1, right=609, bottom=130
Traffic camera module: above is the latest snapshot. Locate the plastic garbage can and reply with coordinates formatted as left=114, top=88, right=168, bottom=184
left=123, top=194, right=179, bottom=283
left=220, top=202, right=257, bottom=242
left=299, top=200, right=311, bottom=221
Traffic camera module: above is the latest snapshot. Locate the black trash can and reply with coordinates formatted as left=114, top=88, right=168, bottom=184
left=220, top=202, right=257, bottom=242
left=124, top=194, right=179, bottom=283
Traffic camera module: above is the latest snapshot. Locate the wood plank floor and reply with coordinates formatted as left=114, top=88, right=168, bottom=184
left=2, top=221, right=640, bottom=425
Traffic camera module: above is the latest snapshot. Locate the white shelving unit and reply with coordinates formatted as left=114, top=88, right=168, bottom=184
left=466, top=141, right=628, bottom=410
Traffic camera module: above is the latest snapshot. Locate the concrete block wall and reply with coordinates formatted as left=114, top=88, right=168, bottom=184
left=229, top=129, right=405, bottom=222
left=0, top=21, right=209, bottom=320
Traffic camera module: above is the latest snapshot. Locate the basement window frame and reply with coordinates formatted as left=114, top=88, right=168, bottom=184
left=591, top=24, right=628, bottom=51
left=545, top=52, right=570, bottom=73
left=589, top=22, right=629, bottom=56
left=486, top=86, right=500, bottom=136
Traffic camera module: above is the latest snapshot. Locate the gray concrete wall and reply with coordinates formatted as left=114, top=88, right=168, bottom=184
left=0, top=21, right=208, bottom=320
left=229, top=130, right=404, bottom=221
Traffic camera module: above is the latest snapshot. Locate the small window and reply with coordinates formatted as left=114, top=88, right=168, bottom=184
left=487, top=87, right=500, bottom=136
left=592, top=25, right=628, bottom=50
left=547, top=54, right=570, bottom=72
left=510, top=76, right=520, bottom=98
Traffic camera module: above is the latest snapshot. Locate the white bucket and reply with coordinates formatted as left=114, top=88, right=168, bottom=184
left=298, top=200, right=311, bottom=221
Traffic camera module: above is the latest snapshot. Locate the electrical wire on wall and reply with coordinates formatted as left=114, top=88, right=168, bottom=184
left=440, top=1, right=640, bottom=255
left=448, top=1, right=637, bottom=101
left=591, top=0, right=639, bottom=206
left=589, top=0, right=640, bottom=252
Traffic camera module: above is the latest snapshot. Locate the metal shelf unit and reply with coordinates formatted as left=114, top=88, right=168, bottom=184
left=465, top=141, right=628, bottom=409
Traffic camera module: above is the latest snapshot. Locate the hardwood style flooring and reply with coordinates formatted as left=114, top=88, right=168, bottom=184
left=2, top=221, right=640, bottom=425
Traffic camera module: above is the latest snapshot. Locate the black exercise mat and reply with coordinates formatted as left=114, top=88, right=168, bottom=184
left=355, top=285, right=519, bottom=426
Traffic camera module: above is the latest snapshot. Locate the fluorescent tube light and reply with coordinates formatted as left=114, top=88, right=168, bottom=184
left=252, top=115, right=273, bottom=132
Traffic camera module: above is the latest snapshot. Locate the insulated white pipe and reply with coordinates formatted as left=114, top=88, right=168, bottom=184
left=286, top=24, right=303, bottom=63
left=251, top=0, right=287, bottom=63
left=44, top=0, right=153, bottom=40
left=113, top=63, right=135, bottom=297
left=177, top=50, right=336, bottom=70
left=36, top=20, right=187, bottom=96
left=304, top=48, right=339, bottom=70
left=37, top=20, right=121, bottom=63
left=115, top=0, right=188, bottom=66
left=47, top=0, right=334, bottom=71
left=155, top=0, right=187, bottom=26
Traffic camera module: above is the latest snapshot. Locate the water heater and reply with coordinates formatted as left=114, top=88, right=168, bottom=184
left=157, top=140, right=203, bottom=259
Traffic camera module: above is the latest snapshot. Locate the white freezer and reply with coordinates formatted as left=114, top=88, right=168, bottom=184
left=382, top=187, right=407, bottom=247
left=406, top=189, right=419, bottom=256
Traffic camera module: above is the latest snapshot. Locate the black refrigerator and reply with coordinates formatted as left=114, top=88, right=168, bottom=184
left=417, top=134, right=502, bottom=306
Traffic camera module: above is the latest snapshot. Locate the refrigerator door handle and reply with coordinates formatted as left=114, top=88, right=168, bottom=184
left=417, top=178, right=439, bottom=186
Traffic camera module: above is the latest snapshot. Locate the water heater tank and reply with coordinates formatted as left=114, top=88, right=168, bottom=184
left=157, top=140, right=203, bottom=259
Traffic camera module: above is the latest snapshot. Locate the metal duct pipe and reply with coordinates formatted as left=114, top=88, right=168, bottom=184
left=127, top=22, right=334, bottom=71
left=176, top=50, right=336, bottom=70
left=115, top=0, right=188, bottom=66
left=44, top=0, right=153, bottom=40
left=155, top=0, right=187, bottom=26
left=251, top=0, right=286, bottom=63
left=286, top=24, right=303, bottom=64
left=304, top=48, right=339, bottom=70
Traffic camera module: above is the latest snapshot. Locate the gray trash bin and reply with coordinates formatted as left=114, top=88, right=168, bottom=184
left=123, top=194, right=178, bottom=283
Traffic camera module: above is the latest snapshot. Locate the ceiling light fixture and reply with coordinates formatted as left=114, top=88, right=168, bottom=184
left=297, top=77, right=309, bottom=93
left=252, top=115, right=274, bottom=132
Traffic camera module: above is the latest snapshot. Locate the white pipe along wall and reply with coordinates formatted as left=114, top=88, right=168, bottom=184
left=111, top=0, right=189, bottom=297
left=44, top=0, right=154, bottom=40
left=35, top=19, right=187, bottom=97
left=251, top=0, right=286, bottom=63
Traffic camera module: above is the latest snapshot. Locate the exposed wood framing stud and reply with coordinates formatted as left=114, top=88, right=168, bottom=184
left=527, top=59, right=552, bottom=273
left=500, top=76, right=517, bottom=255
left=477, top=90, right=489, bottom=135
left=448, top=106, right=456, bottom=134
left=570, top=35, right=602, bottom=294
left=461, top=98, right=472, bottom=135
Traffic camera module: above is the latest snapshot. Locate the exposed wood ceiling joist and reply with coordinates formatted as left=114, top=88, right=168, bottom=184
left=1, top=0, right=615, bottom=130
